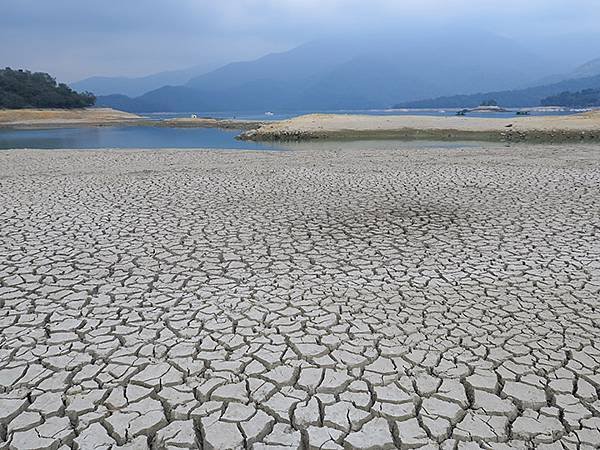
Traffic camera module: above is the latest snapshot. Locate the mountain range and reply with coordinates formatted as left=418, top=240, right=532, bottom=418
left=71, top=65, right=206, bottom=98
left=572, top=57, right=600, bottom=79
left=78, top=30, right=600, bottom=112
left=398, top=73, right=600, bottom=109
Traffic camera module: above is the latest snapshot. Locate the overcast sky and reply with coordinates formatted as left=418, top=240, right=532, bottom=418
left=2, top=0, right=600, bottom=82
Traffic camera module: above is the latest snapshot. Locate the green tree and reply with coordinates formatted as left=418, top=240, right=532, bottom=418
left=541, top=89, right=600, bottom=107
left=0, top=67, right=95, bottom=109
left=480, top=99, right=498, bottom=107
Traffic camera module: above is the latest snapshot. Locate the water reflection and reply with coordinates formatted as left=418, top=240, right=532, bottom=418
left=0, top=126, right=283, bottom=151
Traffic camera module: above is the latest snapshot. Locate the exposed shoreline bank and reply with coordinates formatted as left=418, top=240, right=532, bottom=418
left=150, top=117, right=264, bottom=131
left=242, top=128, right=600, bottom=144
left=239, top=112, right=600, bottom=143
left=3, top=108, right=600, bottom=144
left=0, top=108, right=264, bottom=131
left=0, top=108, right=142, bottom=129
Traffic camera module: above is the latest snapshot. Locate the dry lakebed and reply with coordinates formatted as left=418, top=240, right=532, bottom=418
left=0, top=143, right=599, bottom=449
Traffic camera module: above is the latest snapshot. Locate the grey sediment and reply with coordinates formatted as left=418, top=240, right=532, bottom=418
left=1, top=144, right=599, bottom=448
left=238, top=127, right=600, bottom=144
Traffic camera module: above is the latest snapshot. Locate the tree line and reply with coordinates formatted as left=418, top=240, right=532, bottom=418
left=541, top=89, right=600, bottom=108
left=0, top=67, right=95, bottom=109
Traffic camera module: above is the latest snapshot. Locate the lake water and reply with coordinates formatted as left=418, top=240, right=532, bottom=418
left=0, top=126, right=283, bottom=151
left=0, top=125, right=491, bottom=151
left=147, top=108, right=585, bottom=122
left=0, top=107, right=588, bottom=150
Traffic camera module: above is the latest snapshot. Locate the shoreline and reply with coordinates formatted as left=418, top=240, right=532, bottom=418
left=240, top=112, right=600, bottom=143
left=149, top=117, right=264, bottom=130
left=0, top=108, right=265, bottom=131
left=0, top=107, right=142, bottom=129
left=3, top=108, right=600, bottom=144
left=241, top=127, right=600, bottom=144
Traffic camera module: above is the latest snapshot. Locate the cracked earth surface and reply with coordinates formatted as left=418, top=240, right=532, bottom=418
left=0, top=144, right=599, bottom=450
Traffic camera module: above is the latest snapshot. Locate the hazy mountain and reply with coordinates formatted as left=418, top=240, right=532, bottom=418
left=398, top=74, right=600, bottom=108
left=530, top=56, right=600, bottom=87
left=71, top=65, right=209, bottom=97
left=98, top=29, right=557, bottom=112
left=572, top=57, right=600, bottom=79
left=516, top=32, right=600, bottom=71
left=94, top=94, right=157, bottom=112
left=186, top=38, right=358, bottom=92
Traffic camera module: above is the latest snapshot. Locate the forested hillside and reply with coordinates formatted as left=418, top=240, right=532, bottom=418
left=541, top=89, right=600, bottom=107
left=398, top=74, right=600, bottom=108
left=0, top=68, right=95, bottom=109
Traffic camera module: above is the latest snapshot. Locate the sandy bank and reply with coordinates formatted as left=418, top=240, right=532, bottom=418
left=240, top=111, right=600, bottom=142
left=155, top=117, right=265, bottom=130
left=0, top=108, right=267, bottom=131
left=0, top=108, right=144, bottom=128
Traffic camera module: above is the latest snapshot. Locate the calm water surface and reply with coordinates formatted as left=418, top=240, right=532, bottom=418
left=147, top=108, right=586, bottom=121
left=1, top=108, right=588, bottom=150
left=0, top=126, right=495, bottom=152
left=0, top=126, right=283, bottom=150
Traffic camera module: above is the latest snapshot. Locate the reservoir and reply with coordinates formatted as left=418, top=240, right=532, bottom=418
left=0, top=126, right=283, bottom=150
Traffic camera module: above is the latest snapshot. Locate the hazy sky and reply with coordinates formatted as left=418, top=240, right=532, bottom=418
left=2, top=0, right=600, bottom=82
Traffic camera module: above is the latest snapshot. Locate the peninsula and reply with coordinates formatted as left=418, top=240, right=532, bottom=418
left=240, top=111, right=600, bottom=143
left=0, top=107, right=142, bottom=128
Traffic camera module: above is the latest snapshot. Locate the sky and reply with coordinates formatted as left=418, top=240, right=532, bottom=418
left=2, top=0, right=600, bottom=82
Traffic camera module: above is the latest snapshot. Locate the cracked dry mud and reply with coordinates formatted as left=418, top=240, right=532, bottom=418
left=0, top=144, right=599, bottom=450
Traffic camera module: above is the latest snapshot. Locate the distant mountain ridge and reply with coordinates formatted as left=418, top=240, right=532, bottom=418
left=396, top=74, right=600, bottom=108
left=529, top=56, right=600, bottom=88
left=96, top=30, right=558, bottom=112
left=71, top=65, right=212, bottom=97
left=572, top=57, right=600, bottom=79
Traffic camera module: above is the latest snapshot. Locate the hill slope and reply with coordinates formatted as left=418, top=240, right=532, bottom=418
left=1, top=68, right=95, bottom=109
left=572, top=57, right=600, bottom=79
left=397, top=74, right=600, bottom=108
left=71, top=65, right=209, bottom=97
left=541, top=89, right=600, bottom=107
left=98, top=30, right=554, bottom=112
